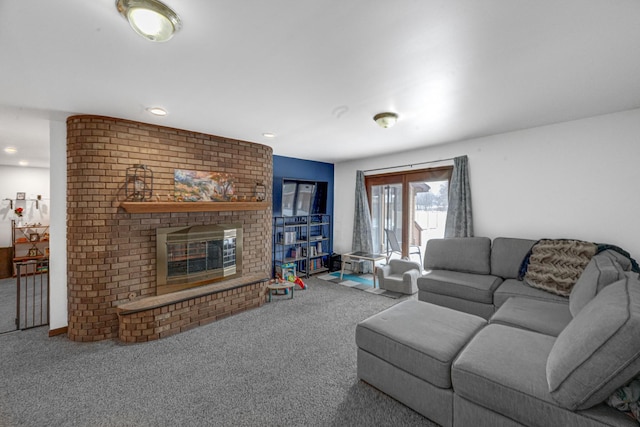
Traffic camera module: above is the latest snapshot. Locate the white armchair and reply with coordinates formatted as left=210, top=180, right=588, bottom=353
left=376, top=259, right=422, bottom=294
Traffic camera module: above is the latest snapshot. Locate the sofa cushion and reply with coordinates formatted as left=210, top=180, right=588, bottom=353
left=356, top=300, right=486, bottom=389
left=490, top=237, right=536, bottom=279
left=493, top=278, right=568, bottom=308
left=417, top=270, right=502, bottom=304
left=423, top=237, right=491, bottom=274
left=597, top=248, right=635, bottom=271
left=452, top=325, right=571, bottom=424
left=547, top=276, right=640, bottom=410
left=569, top=250, right=629, bottom=317
left=418, top=291, right=496, bottom=320
left=453, top=326, right=638, bottom=427
left=490, top=297, right=572, bottom=337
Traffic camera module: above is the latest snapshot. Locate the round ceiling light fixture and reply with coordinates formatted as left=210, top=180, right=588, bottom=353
left=116, top=0, right=182, bottom=42
left=147, top=107, right=168, bottom=116
left=4, top=147, right=17, bottom=154
left=373, top=112, right=399, bottom=129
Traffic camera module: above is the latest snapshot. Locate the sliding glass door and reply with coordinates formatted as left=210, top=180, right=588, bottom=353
left=370, top=182, right=403, bottom=257
left=366, top=167, right=452, bottom=263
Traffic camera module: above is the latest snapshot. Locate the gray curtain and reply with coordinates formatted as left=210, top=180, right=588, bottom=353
left=352, top=170, right=374, bottom=272
left=444, top=155, right=474, bottom=238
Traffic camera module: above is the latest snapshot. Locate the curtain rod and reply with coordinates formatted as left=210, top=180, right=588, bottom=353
left=362, top=156, right=456, bottom=173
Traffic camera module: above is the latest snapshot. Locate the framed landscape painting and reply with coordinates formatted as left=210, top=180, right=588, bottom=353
left=174, top=169, right=236, bottom=201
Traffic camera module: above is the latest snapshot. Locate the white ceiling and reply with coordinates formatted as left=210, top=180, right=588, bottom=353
left=1, top=0, right=640, bottom=169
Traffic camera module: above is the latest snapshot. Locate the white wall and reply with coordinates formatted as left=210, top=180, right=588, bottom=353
left=49, top=120, right=67, bottom=331
left=334, top=108, right=640, bottom=261
left=0, top=166, right=50, bottom=247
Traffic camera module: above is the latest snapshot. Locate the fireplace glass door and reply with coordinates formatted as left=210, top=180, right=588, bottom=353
left=157, top=224, right=242, bottom=294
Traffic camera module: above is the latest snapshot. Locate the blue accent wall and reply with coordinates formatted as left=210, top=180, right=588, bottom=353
left=273, top=155, right=334, bottom=218
left=273, top=155, right=334, bottom=258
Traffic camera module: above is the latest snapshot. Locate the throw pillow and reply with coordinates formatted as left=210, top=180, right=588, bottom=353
left=547, top=276, right=640, bottom=410
left=569, top=250, right=627, bottom=317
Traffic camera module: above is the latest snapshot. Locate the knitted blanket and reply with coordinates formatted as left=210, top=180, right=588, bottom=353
left=519, top=239, right=640, bottom=296
left=520, top=239, right=598, bottom=296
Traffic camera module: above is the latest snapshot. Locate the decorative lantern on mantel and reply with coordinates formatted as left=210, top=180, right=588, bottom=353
left=126, top=164, right=153, bottom=201
left=254, top=182, right=266, bottom=202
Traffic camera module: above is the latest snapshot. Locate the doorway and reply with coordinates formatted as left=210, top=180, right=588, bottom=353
left=366, top=167, right=452, bottom=264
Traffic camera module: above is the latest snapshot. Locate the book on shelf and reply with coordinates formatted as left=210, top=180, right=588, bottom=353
left=283, top=231, right=297, bottom=244
left=309, top=258, right=324, bottom=272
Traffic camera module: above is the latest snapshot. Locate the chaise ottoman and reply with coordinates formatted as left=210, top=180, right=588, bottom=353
left=356, top=300, right=486, bottom=426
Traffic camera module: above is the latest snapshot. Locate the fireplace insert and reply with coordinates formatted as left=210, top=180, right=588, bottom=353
left=156, top=224, right=242, bottom=294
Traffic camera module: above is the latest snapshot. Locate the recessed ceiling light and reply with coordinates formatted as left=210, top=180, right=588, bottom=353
left=147, top=107, right=168, bottom=116
left=116, top=0, right=182, bottom=42
left=262, top=133, right=276, bottom=139
left=19, top=160, right=29, bottom=166
left=4, top=147, right=17, bottom=154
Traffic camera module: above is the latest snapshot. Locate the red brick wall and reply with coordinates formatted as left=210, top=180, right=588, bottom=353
left=66, top=115, right=273, bottom=342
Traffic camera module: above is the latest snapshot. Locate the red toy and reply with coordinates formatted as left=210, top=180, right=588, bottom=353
left=294, top=276, right=306, bottom=290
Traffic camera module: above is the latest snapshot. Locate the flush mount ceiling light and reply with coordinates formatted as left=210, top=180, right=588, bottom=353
left=116, top=0, right=182, bottom=42
left=147, top=107, right=168, bottom=116
left=4, top=147, right=17, bottom=154
left=262, top=132, right=276, bottom=139
left=373, top=112, right=399, bottom=129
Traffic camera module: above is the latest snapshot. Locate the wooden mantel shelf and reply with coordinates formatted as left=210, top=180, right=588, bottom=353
left=120, top=201, right=270, bottom=213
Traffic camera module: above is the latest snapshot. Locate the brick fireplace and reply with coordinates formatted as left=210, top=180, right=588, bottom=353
left=66, top=115, right=273, bottom=342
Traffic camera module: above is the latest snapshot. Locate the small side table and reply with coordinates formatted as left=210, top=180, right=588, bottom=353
left=340, top=251, right=386, bottom=288
left=267, top=282, right=294, bottom=302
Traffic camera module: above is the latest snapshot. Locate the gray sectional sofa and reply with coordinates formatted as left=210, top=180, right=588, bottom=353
left=356, top=236, right=640, bottom=426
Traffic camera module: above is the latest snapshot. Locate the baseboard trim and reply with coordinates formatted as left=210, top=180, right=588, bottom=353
left=49, top=326, right=68, bottom=337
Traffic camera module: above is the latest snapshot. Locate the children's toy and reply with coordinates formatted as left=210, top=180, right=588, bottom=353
left=276, top=262, right=296, bottom=282
left=272, top=276, right=289, bottom=295
left=293, top=276, right=306, bottom=290
left=267, top=278, right=294, bottom=302
left=275, top=262, right=307, bottom=291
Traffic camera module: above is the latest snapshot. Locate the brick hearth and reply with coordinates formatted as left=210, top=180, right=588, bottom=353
left=66, top=115, right=273, bottom=342
left=117, top=274, right=268, bottom=343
